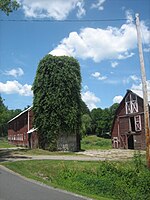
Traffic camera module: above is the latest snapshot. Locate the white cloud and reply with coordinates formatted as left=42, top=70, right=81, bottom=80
left=76, top=1, right=86, bottom=18
left=123, top=74, right=140, bottom=84
left=4, top=68, right=24, bottom=77
left=105, top=79, right=120, bottom=84
left=144, top=47, right=150, bottom=52
left=117, top=52, right=135, bottom=60
left=19, top=0, right=85, bottom=20
left=130, top=75, right=140, bottom=82
left=113, top=95, right=123, bottom=104
left=50, top=19, right=150, bottom=62
left=91, top=72, right=100, bottom=78
left=91, top=0, right=106, bottom=11
left=91, top=72, right=107, bottom=80
left=81, top=90, right=100, bottom=110
left=125, top=9, right=134, bottom=23
left=131, top=80, right=150, bottom=101
left=50, top=48, right=72, bottom=57
left=83, top=85, right=89, bottom=91
left=111, top=61, right=118, bottom=68
left=0, top=81, right=33, bottom=96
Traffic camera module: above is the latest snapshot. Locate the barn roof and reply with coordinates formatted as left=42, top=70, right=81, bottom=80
left=130, top=89, right=150, bottom=105
left=8, top=106, right=32, bottom=123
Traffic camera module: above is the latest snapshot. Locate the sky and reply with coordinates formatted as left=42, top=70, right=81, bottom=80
left=0, top=0, right=150, bottom=111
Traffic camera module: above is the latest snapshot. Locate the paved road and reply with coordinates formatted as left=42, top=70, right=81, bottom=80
left=0, top=166, right=91, bottom=200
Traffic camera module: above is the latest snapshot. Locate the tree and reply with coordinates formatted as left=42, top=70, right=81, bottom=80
left=0, top=95, right=8, bottom=136
left=81, top=114, right=92, bottom=137
left=97, top=108, right=110, bottom=137
left=80, top=100, right=91, bottom=137
left=0, top=95, right=22, bottom=136
left=32, top=55, right=82, bottom=150
left=90, top=108, right=103, bottom=135
left=81, top=100, right=90, bottom=115
left=90, top=103, right=119, bottom=138
left=0, top=0, right=19, bottom=15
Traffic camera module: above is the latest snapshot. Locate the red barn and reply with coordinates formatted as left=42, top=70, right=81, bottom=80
left=8, top=107, right=80, bottom=151
left=8, top=107, right=38, bottom=148
left=111, top=90, right=150, bottom=150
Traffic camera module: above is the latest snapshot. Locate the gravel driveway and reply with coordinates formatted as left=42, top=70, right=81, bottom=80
left=0, top=148, right=146, bottom=162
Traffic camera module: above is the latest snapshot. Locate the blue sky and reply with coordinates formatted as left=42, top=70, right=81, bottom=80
left=0, top=0, right=150, bottom=110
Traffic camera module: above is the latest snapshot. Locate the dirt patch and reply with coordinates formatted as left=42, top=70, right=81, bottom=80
left=0, top=148, right=146, bottom=162
left=77, top=149, right=146, bottom=161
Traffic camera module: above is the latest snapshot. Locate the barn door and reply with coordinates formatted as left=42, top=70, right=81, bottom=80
left=128, top=135, right=134, bottom=149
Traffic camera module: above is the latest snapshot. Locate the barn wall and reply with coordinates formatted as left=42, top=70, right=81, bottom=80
left=119, top=117, right=129, bottom=135
left=57, top=134, right=79, bottom=152
left=8, top=108, right=79, bottom=151
left=111, top=90, right=147, bottom=150
left=8, top=108, right=37, bottom=148
left=8, top=111, right=29, bottom=146
left=111, top=119, right=118, bottom=138
left=29, top=109, right=34, bottom=130
left=30, top=131, right=38, bottom=148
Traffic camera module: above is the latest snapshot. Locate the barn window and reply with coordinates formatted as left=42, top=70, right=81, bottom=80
left=24, top=133, right=26, bottom=140
left=130, top=117, right=135, bottom=132
left=125, top=93, right=138, bottom=114
left=129, top=115, right=141, bottom=132
left=134, top=115, right=141, bottom=131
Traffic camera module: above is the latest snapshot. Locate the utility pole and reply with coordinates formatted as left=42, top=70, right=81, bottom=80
left=135, top=13, right=150, bottom=168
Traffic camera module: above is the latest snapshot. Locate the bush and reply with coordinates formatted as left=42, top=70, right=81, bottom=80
left=56, top=161, right=150, bottom=200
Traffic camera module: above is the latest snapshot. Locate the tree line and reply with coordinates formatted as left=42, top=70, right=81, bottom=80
left=0, top=93, right=118, bottom=139
left=0, top=95, right=22, bottom=137
left=81, top=103, right=118, bottom=138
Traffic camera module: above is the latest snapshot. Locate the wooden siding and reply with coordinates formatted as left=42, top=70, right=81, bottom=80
left=8, top=107, right=79, bottom=151
left=8, top=108, right=38, bottom=148
left=111, top=90, right=147, bottom=150
left=8, top=111, right=29, bottom=146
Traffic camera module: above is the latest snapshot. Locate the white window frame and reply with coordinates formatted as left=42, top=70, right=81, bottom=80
left=125, top=94, right=138, bottom=114
left=134, top=115, right=141, bottom=132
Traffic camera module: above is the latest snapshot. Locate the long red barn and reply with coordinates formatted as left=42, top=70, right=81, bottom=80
left=8, top=107, right=38, bottom=148
left=8, top=107, right=80, bottom=151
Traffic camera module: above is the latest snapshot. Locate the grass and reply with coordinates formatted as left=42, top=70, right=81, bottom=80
left=2, top=160, right=112, bottom=200
left=2, top=157, right=150, bottom=200
left=0, top=135, right=111, bottom=157
left=81, top=135, right=111, bottom=150
left=14, top=135, right=112, bottom=155
left=0, top=137, right=15, bottom=148
left=11, top=148, right=77, bottom=156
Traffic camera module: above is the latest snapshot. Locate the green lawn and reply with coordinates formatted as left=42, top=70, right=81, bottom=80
left=2, top=158, right=150, bottom=200
left=81, top=135, right=112, bottom=150
left=0, top=137, right=15, bottom=148
left=12, top=148, right=77, bottom=156
left=0, top=135, right=111, bottom=154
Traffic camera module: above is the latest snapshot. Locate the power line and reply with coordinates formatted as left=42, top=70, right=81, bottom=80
left=0, top=18, right=127, bottom=23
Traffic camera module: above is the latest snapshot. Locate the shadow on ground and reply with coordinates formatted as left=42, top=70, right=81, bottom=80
left=0, top=149, right=30, bottom=162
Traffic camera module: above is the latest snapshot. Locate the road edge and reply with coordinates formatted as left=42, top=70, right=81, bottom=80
left=0, top=165, right=93, bottom=200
